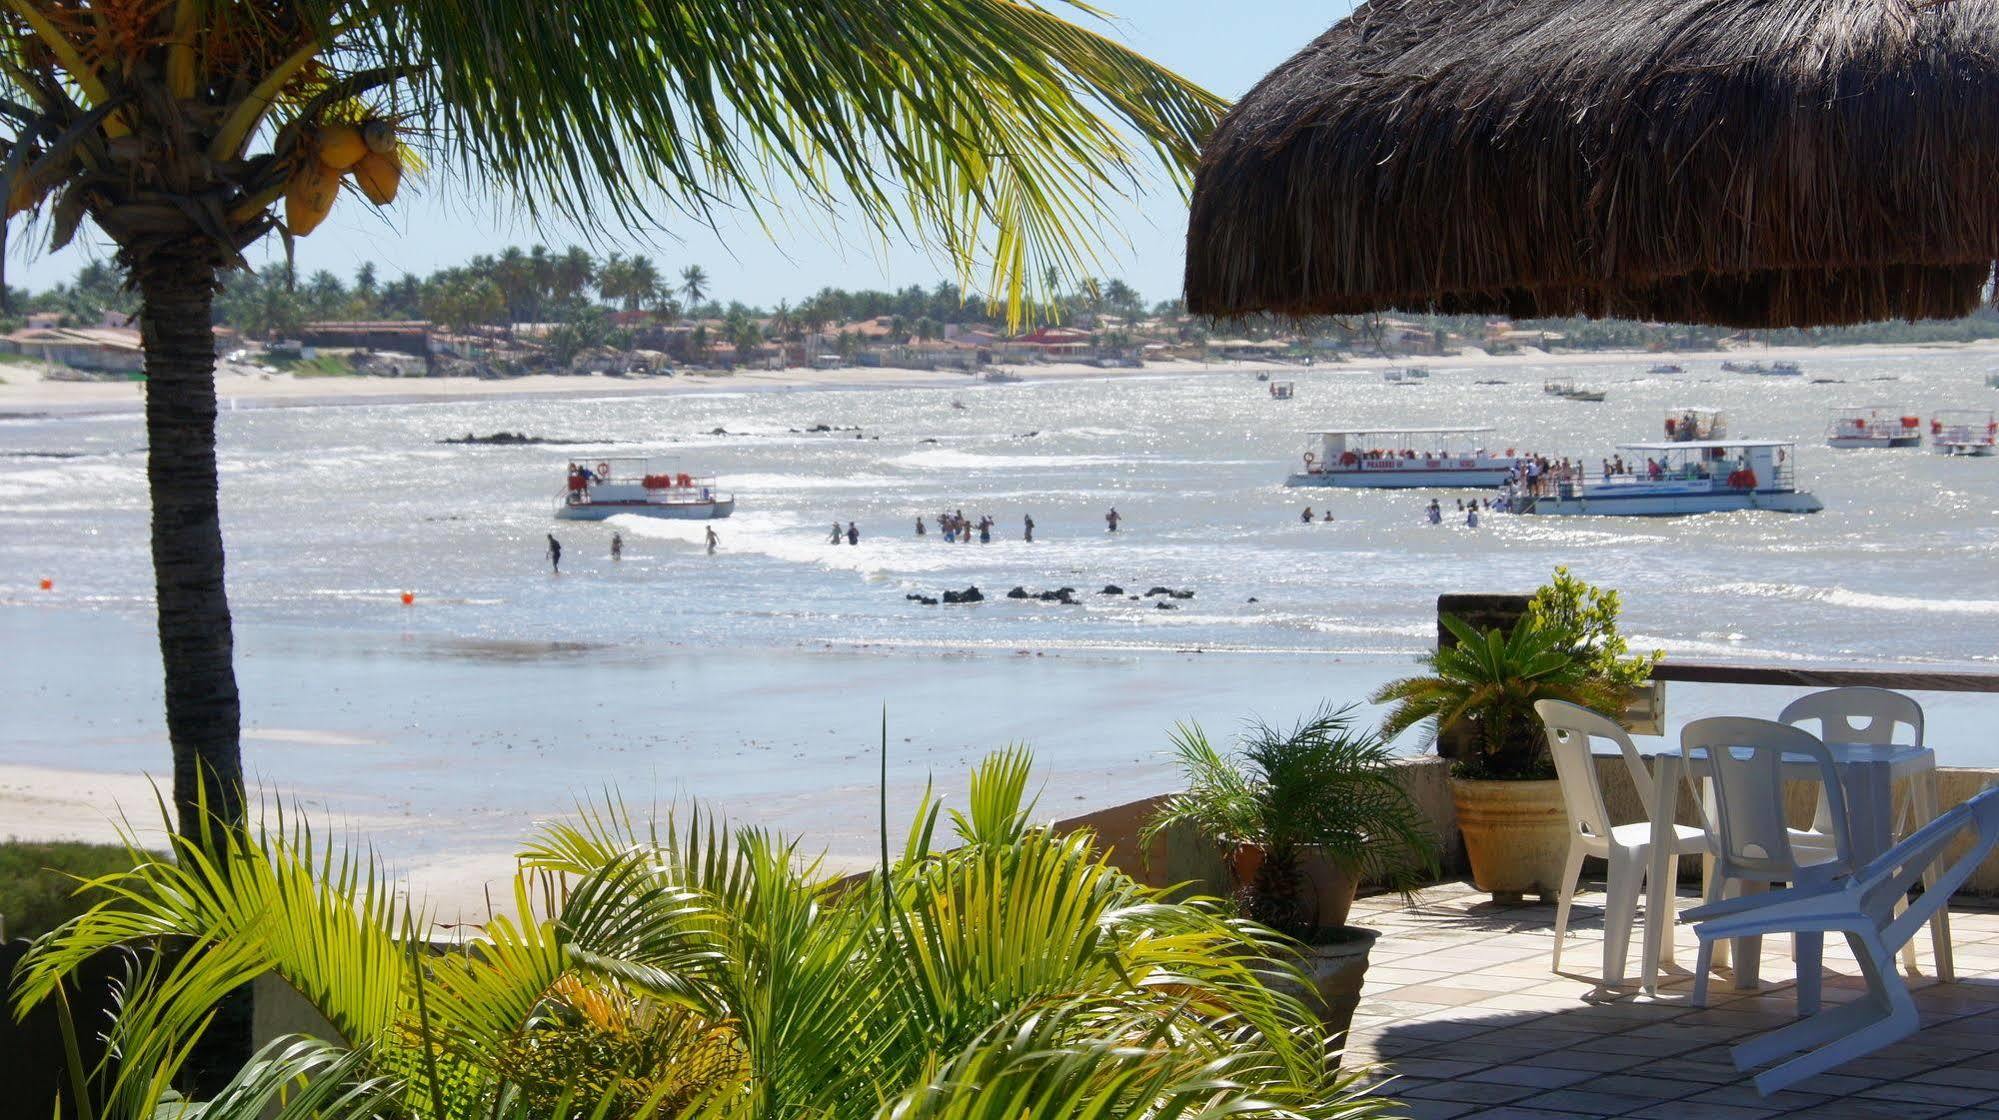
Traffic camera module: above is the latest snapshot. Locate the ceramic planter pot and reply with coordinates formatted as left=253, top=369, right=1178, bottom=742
left=1228, top=843, right=1361, bottom=930
left=1262, top=926, right=1378, bottom=1064
left=1450, top=778, right=1570, bottom=903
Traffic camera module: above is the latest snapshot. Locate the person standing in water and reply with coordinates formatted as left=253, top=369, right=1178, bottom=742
left=915, top=516, right=927, bottom=537
left=978, top=517, right=991, bottom=544
left=1023, top=514, right=1035, bottom=542
left=830, top=522, right=843, bottom=545
left=546, top=534, right=562, bottom=573
left=706, top=526, right=719, bottom=554
left=1426, top=499, right=1442, bottom=525
left=847, top=521, right=860, bottom=545
left=1105, top=507, right=1121, bottom=533
left=1301, top=507, right=1314, bottom=523
left=610, top=532, right=623, bottom=562
left=1466, top=505, right=1481, bottom=528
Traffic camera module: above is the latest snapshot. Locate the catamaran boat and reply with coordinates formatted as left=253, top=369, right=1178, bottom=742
left=1663, top=407, right=1726, bottom=442
left=1826, top=407, right=1922, bottom=449
left=1269, top=380, right=1295, bottom=400
left=1931, top=411, right=1998, bottom=457
left=555, top=458, right=736, bottom=520
left=1513, top=440, right=1822, bottom=516
left=1287, top=427, right=1526, bottom=488
left=1647, top=363, right=1685, bottom=374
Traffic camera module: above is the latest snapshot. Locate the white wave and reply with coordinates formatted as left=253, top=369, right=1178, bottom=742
left=1714, top=581, right=1999, bottom=615
left=726, top=472, right=904, bottom=493
left=888, top=448, right=1130, bottom=471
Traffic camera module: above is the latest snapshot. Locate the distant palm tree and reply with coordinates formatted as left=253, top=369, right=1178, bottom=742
left=681, top=264, right=711, bottom=306
left=554, top=246, right=597, bottom=303
left=628, top=255, right=662, bottom=312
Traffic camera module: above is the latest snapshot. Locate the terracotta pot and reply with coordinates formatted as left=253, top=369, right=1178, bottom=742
left=1227, top=843, right=1360, bottom=931
left=1450, top=778, right=1571, bottom=903
left=1263, top=927, right=1378, bottom=1064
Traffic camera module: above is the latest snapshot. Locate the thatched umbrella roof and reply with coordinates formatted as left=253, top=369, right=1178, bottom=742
left=1185, top=0, right=1999, bottom=327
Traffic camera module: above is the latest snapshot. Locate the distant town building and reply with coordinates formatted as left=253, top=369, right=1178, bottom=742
left=299, top=320, right=434, bottom=356
left=1, top=325, right=146, bottom=373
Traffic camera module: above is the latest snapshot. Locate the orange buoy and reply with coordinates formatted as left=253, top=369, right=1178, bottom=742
left=400, top=591, right=415, bottom=606
left=39, top=577, right=52, bottom=590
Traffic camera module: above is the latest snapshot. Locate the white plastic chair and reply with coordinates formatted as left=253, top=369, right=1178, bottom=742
left=1536, top=700, right=1711, bottom=985
left=1778, top=687, right=1949, bottom=978
left=1686, top=786, right=1999, bottom=1094
left=1682, top=717, right=1856, bottom=1013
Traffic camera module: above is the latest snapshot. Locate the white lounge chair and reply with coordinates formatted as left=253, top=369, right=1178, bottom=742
left=1536, top=699, right=1711, bottom=985
left=1685, top=786, right=1999, bottom=1094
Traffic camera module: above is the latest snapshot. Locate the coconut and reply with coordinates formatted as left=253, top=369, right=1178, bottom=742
left=362, top=120, right=396, bottom=155
left=285, top=160, right=341, bottom=235
left=353, top=151, right=400, bottom=205
left=316, top=124, right=367, bottom=170
left=5, top=177, right=43, bottom=218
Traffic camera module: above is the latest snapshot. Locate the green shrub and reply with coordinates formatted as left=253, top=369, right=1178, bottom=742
left=0, top=840, right=151, bottom=941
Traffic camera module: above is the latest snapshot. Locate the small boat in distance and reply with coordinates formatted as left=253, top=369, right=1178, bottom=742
left=556, top=458, right=736, bottom=520
left=1381, top=368, right=1404, bottom=383
left=1664, top=407, right=1726, bottom=442
left=1269, top=380, right=1295, bottom=400
left=1720, top=359, right=1765, bottom=373
left=1544, top=380, right=1607, bottom=402
left=1402, top=367, right=1431, bottom=379
left=1769, top=360, right=1804, bottom=376
left=1514, top=440, right=1822, bottom=516
left=1288, top=427, right=1527, bottom=489
left=1932, top=411, right=1998, bottom=457
left=1647, top=363, right=1685, bottom=374
left=980, top=368, right=1023, bottom=383
left=1827, top=407, right=1922, bottom=449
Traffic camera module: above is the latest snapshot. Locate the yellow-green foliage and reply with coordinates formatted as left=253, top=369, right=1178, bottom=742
left=13, top=750, right=1401, bottom=1120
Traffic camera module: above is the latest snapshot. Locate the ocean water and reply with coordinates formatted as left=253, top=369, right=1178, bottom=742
left=5, top=352, right=1999, bottom=856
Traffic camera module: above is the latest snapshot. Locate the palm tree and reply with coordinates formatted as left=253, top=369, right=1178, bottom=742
left=553, top=245, right=596, bottom=303
left=0, top=1, right=1219, bottom=880
left=627, top=255, right=661, bottom=313
left=14, top=751, right=1397, bottom=1120
left=680, top=264, right=710, bottom=306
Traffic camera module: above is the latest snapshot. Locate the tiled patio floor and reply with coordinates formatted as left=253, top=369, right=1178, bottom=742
left=1345, top=881, right=1999, bottom=1119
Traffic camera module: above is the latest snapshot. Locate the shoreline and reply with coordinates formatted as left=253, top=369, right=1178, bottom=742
left=6, top=337, right=1996, bottom=416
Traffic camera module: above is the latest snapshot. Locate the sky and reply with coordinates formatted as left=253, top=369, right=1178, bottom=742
left=8, top=3, right=1345, bottom=307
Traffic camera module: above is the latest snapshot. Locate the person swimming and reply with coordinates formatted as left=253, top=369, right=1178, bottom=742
left=706, top=526, right=719, bottom=554
left=1301, top=507, right=1314, bottom=522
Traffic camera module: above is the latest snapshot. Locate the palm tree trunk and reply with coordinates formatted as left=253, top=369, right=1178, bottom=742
left=141, top=266, right=246, bottom=840
left=140, top=265, right=253, bottom=1092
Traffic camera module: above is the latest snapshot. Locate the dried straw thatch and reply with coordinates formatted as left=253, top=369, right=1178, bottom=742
left=1185, top=0, right=1999, bottom=327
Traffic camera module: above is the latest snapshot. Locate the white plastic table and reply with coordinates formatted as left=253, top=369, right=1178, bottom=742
left=1639, top=742, right=1950, bottom=996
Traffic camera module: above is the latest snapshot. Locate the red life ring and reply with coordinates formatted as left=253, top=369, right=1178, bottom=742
left=595, top=461, right=612, bottom=479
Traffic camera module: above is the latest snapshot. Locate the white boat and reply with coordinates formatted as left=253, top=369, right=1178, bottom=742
left=1402, top=367, right=1431, bottom=379
left=1647, top=363, right=1685, bottom=374
left=1768, top=360, right=1804, bottom=376
left=1515, top=440, right=1822, bottom=516
left=980, top=368, right=1023, bottom=383
left=1269, top=381, right=1295, bottom=400
left=1381, top=368, right=1404, bottom=382
left=555, top=458, right=736, bottom=520
left=1931, top=410, right=1998, bottom=457
left=1720, top=359, right=1764, bottom=373
left=1287, top=427, right=1527, bottom=489
left=1663, top=407, right=1726, bottom=442
left=1826, top=407, right=1922, bottom=449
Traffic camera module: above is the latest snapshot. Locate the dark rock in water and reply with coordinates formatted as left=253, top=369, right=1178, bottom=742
left=914, top=595, right=939, bottom=605
left=1145, top=586, right=1174, bottom=598
left=1006, top=586, right=1031, bottom=599
left=1128, top=595, right=1140, bottom=600
left=1247, top=597, right=1259, bottom=603
left=439, top=431, right=573, bottom=445
left=1155, top=601, right=1178, bottom=610
left=1169, top=589, right=1195, bottom=600
left=942, top=586, right=984, bottom=604
left=1100, top=584, right=1124, bottom=595
left=918, top=437, right=940, bottom=444
left=1036, top=588, right=1077, bottom=603
left=709, top=427, right=730, bottom=435
left=1015, top=431, right=1040, bottom=438
left=804, top=423, right=862, bottom=433
left=905, top=594, right=928, bottom=602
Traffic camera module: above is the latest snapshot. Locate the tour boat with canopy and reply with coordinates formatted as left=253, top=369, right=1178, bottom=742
left=1932, top=411, right=1998, bottom=457
left=1827, top=407, right=1922, bottom=449
left=1287, top=427, right=1525, bottom=488
left=1663, top=407, right=1725, bottom=442
left=555, top=457, right=736, bottom=520
left=1513, top=440, right=1822, bottom=516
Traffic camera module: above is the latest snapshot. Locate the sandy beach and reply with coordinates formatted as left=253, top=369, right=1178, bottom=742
left=7, top=337, right=1997, bottom=414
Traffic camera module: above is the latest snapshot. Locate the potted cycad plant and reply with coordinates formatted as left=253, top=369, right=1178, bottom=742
left=1372, top=608, right=1628, bottom=903
left=1144, top=705, right=1438, bottom=1044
